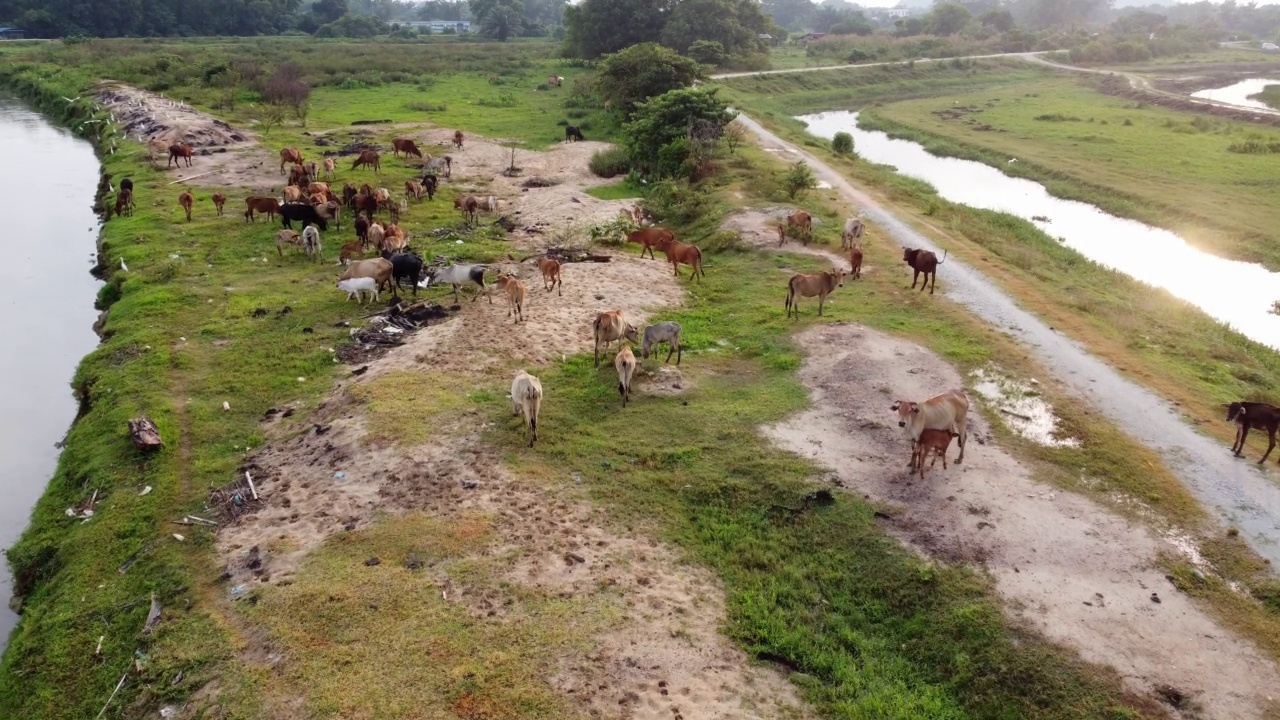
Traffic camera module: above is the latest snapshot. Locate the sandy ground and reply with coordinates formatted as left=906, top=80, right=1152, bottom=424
left=767, top=321, right=1280, bottom=719
left=211, top=123, right=809, bottom=719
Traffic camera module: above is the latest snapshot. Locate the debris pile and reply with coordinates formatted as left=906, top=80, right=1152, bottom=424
left=97, top=83, right=246, bottom=146
left=335, top=300, right=454, bottom=364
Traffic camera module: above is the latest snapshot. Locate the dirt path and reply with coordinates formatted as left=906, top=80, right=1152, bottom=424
left=768, top=322, right=1279, bottom=718
left=732, top=110, right=1280, bottom=569
left=212, top=131, right=813, bottom=720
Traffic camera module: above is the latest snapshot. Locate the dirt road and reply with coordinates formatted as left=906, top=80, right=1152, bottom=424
left=731, top=111, right=1280, bottom=567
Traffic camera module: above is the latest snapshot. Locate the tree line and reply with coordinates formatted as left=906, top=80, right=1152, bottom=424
left=0, top=0, right=564, bottom=39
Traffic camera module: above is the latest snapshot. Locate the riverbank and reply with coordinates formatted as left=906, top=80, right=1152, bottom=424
left=4, top=41, right=1280, bottom=720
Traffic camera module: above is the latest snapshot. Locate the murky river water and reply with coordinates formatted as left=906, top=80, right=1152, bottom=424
left=0, top=96, right=102, bottom=651
left=1191, top=77, right=1280, bottom=110
left=798, top=111, right=1280, bottom=351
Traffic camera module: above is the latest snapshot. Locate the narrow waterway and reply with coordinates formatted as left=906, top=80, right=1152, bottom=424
left=1191, top=77, right=1280, bottom=111
left=0, top=96, right=103, bottom=652
left=732, top=111, right=1280, bottom=567
left=798, top=110, right=1280, bottom=351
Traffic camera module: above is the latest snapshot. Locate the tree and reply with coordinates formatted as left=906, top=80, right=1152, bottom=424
left=562, top=0, right=671, bottom=57
left=313, top=0, right=349, bottom=24
left=926, top=2, right=971, bottom=35
left=315, top=11, right=387, bottom=35
left=784, top=161, right=816, bottom=199
left=623, top=87, right=733, bottom=177
left=596, top=43, right=703, bottom=114
left=831, top=131, right=854, bottom=155
left=1012, top=0, right=1111, bottom=29
left=687, top=39, right=728, bottom=65
left=471, top=0, right=523, bottom=39
left=660, top=0, right=776, bottom=56
left=418, top=0, right=467, bottom=20
left=979, top=8, right=1014, bottom=32
left=763, top=0, right=814, bottom=31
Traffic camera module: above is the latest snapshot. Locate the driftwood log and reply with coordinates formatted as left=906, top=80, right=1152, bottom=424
left=128, top=418, right=163, bottom=452
left=517, top=247, right=611, bottom=264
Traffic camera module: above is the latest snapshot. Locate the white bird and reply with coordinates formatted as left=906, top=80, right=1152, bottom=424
left=61, top=96, right=81, bottom=104
left=120, top=257, right=128, bottom=271
left=1008, top=158, right=1017, bottom=164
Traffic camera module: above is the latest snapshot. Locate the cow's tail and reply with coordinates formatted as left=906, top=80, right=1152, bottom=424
left=938, top=250, right=948, bottom=264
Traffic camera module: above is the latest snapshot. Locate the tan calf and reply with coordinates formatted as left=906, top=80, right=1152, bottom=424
left=785, top=268, right=845, bottom=319
left=496, top=274, right=527, bottom=323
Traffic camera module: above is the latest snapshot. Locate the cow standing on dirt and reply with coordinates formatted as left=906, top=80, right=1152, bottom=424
left=1226, top=401, right=1280, bottom=463
left=892, top=390, right=969, bottom=465
left=903, top=247, right=946, bottom=294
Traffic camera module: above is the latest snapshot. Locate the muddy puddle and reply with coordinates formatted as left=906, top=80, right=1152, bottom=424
left=797, top=110, right=1280, bottom=351
left=970, top=367, right=1079, bottom=448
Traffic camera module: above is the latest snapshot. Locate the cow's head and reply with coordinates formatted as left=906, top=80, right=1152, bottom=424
left=1226, top=402, right=1246, bottom=423
left=623, top=323, right=640, bottom=345
left=833, top=267, right=846, bottom=288
left=903, top=248, right=918, bottom=264
left=890, top=400, right=919, bottom=427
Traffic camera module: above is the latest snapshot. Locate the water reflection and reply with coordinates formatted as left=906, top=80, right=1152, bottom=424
left=0, top=96, right=102, bottom=652
left=1191, top=78, right=1280, bottom=111
left=798, top=111, right=1280, bottom=350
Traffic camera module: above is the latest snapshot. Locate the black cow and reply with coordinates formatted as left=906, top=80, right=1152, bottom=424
left=902, top=247, right=946, bottom=295
left=1226, top=401, right=1280, bottom=463
left=120, top=178, right=133, bottom=194
left=382, top=250, right=424, bottom=297
left=279, top=202, right=328, bottom=231
left=421, top=173, right=439, bottom=201
left=565, top=125, right=585, bottom=142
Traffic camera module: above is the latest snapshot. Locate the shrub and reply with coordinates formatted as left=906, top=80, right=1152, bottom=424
left=589, top=147, right=632, bottom=178
left=701, top=230, right=745, bottom=254
left=477, top=93, right=519, bottom=108
left=1034, top=113, right=1081, bottom=122
left=687, top=40, right=728, bottom=66
left=784, top=161, right=817, bottom=200
left=589, top=217, right=635, bottom=246
left=405, top=101, right=447, bottom=112
left=832, top=131, right=854, bottom=155
left=644, top=180, right=710, bottom=226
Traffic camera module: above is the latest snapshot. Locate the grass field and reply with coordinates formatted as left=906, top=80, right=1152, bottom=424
left=3, top=39, right=1280, bottom=720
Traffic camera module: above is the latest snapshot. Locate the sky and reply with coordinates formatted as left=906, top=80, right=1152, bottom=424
left=849, top=0, right=1280, bottom=5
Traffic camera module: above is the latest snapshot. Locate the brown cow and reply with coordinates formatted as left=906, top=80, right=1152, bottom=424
left=244, top=196, right=280, bottom=222
left=283, top=186, right=304, bottom=203
left=893, top=390, right=969, bottom=465
left=178, top=191, right=194, bottom=222
left=382, top=223, right=408, bottom=253
left=355, top=193, right=379, bottom=218
left=454, top=195, right=479, bottom=225
left=538, top=257, right=563, bottom=296
left=627, top=227, right=675, bottom=260
left=453, top=130, right=464, bottom=150
left=405, top=179, right=424, bottom=201
left=392, top=138, right=423, bottom=159
left=288, top=164, right=307, bottom=188
left=911, top=428, right=959, bottom=479
left=323, top=157, right=336, bottom=180
left=496, top=274, right=527, bottom=324
left=275, top=229, right=302, bottom=257
left=592, top=310, right=639, bottom=368
left=903, top=247, right=946, bottom=294
left=305, top=160, right=318, bottom=182
left=653, top=237, right=705, bottom=282
left=351, top=150, right=381, bottom=172
left=280, top=147, right=303, bottom=174
left=306, top=181, right=330, bottom=197
left=354, top=215, right=370, bottom=247
left=786, top=210, right=812, bottom=245
left=339, top=241, right=364, bottom=265
left=342, top=183, right=359, bottom=208
left=168, top=143, right=193, bottom=169
left=785, top=268, right=845, bottom=319
left=114, top=189, right=133, bottom=218
left=547, top=75, right=562, bottom=87
left=212, top=192, right=227, bottom=216
left=849, top=245, right=863, bottom=279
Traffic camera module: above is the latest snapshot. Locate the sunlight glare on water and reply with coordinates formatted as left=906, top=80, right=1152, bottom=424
left=798, top=111, right=1280, bottom=350
left=1190, top=78, right=1280, bottom=111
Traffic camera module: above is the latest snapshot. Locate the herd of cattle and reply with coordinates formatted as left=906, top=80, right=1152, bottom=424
left=130, top=134, right=1280, bottom=476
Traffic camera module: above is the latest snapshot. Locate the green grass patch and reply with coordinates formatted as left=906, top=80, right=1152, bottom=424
left=584, top=180, right=643, bottom=201
left=353, top=371, right=481, bottom=446
left=240, top=512, right=607, bottom=719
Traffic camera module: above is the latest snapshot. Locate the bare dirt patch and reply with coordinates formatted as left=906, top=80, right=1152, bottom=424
left=766, top=322, right=1280, bottom=719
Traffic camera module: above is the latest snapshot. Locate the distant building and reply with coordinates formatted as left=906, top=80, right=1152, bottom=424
left=884, top=8, right=911, bottom=18
left=402, top=20, right=471, bottom=33
left=796, top=32, right=828, bottom=44
left=0, top=27, right=25, bottom=40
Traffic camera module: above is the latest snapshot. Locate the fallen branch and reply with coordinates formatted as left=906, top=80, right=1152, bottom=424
left=1001, top=409, right=1033, bottom=421
left=244, top=471, right=258, bottom=501
left=95, top=673, right=128, bottom=720
left=167, top=169, right=221, bottom=185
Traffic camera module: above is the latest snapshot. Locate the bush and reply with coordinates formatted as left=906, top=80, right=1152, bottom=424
left=623, top=87, right=732, bottom=178
left=687, top=40, right=728, bottom=66
left=405, top=101, right=447, bottom=112
left=644, top=180, right=711, bottom=226
left=701, top=230, right=745, bottom=254
left=1034, top=113, right=1080, bottom=122
left=597, top=43, right=703, bottom=116
left=832, top=131, right=854, bottom=155
left=589, top=217, right=635, bottom=246
left=589, top=147, right=632, bottom=178
left=784, top=161, right=817, bottom=200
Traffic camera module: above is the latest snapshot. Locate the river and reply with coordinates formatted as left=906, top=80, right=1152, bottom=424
left=0, top=96, right=103, bottom=652
left=798, top=110, right=1280, bottom=352
left=1191, top=77, right=1280, bottom=111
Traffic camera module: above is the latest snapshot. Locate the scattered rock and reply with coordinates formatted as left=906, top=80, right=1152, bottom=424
left=364, top=557, right=381, bottom=567
left=1150, top=592, right=1161, bottom=604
